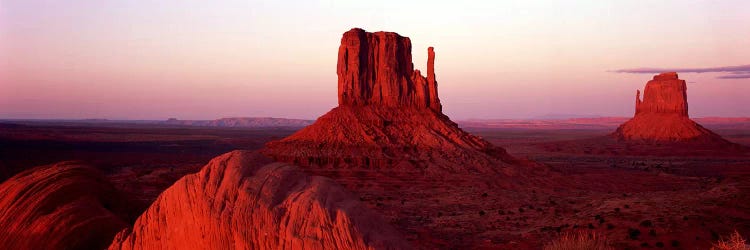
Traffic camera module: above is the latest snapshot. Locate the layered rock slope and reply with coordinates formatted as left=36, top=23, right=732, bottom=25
left=613, top=72, right=729, bottom=143
left=0, top=162, right=127, bottom=250
left=108, top=150, right=409, bottom=250
left=264, top=28, right=518, bottom=172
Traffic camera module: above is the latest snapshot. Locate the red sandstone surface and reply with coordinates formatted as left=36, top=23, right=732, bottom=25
left=109, top=150, right=408, bottom=250
left=613, top=72, right=729, bottom=143
left=0, top=162, right=127, bottom=249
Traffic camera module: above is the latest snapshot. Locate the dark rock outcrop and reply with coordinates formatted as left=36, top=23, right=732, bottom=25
left=0, top=162, right=127, bottom=250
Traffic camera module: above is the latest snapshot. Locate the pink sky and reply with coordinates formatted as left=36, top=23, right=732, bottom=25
left=1, top=0, right=749, bottom=120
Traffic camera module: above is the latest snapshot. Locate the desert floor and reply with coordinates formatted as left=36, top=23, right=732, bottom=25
left=1, top=122, right=748, bottom=249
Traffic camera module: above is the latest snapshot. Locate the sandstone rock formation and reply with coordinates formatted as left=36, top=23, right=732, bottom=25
left=634, top=72, right=689, bottom=116
left=0, top=162, right=127, bottom=249
left=108, top=150, right=409, bottom=250
left=338, top=28, right=441, bottom=111
left=613, top=72, right=728, bottom=142
left=265, top=28, right=519, bottom=172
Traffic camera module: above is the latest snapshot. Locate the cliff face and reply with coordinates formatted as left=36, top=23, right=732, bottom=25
left=634, top=72, right=688, bottom=116
left=338, top=28, right=441, bottom=112
left=614, top=72, right=728, bottom=142
left=108, top=151, right=409, bottom=250
left=265, top=28, right=518, bottom=172
left=0, top=163, right=127, bottom=250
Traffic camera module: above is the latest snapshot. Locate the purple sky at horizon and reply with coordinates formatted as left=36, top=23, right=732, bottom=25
left=1, top=0, right=749, bottom=120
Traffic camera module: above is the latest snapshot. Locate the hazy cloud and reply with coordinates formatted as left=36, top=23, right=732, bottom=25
left=613, top=64, right=750, bottom=80
left=717, top=74, right=750, bottom=79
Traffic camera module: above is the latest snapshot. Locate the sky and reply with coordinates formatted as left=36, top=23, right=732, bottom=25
left=1, top=0, right=749, bottom=120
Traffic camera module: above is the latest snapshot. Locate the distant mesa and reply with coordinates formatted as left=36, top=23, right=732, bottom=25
left=0, top=163, right=127, bottom=250
left=264, top=28, right=522, bottom=172
left=612, top=72, right=730, bottom=143
left=162, top=117, right=313, bottom=128
left=108, top=151, right=409, bottom=250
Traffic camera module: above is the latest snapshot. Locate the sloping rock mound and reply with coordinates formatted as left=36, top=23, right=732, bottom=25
left=266, top=106, right=516, bottom=173
left=264, top=28, right=519, bottom=173
left=0, top=162, right=127, bottom=249
left=613, top=72, right=731, bottom=143
left=108, top=150, right=409, bottom=250
left=614, top=114, right=722, bottom=142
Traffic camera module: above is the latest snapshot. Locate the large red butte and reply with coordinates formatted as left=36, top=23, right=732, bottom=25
left=265, top=28, right=519, bottom=172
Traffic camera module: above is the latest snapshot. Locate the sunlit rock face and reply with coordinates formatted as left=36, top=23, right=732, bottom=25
left=635, top=72, right=689, bottom=116
left=108, top=151, right=409, bottom=250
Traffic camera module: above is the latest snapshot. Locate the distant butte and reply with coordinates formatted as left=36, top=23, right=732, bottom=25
left=613, top=72, right=730, bottom=143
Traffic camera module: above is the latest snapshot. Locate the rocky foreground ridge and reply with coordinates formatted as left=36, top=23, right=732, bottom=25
left=108, top=151, right=408, bottom=249
left=0, top=163, right=127, bottom=249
